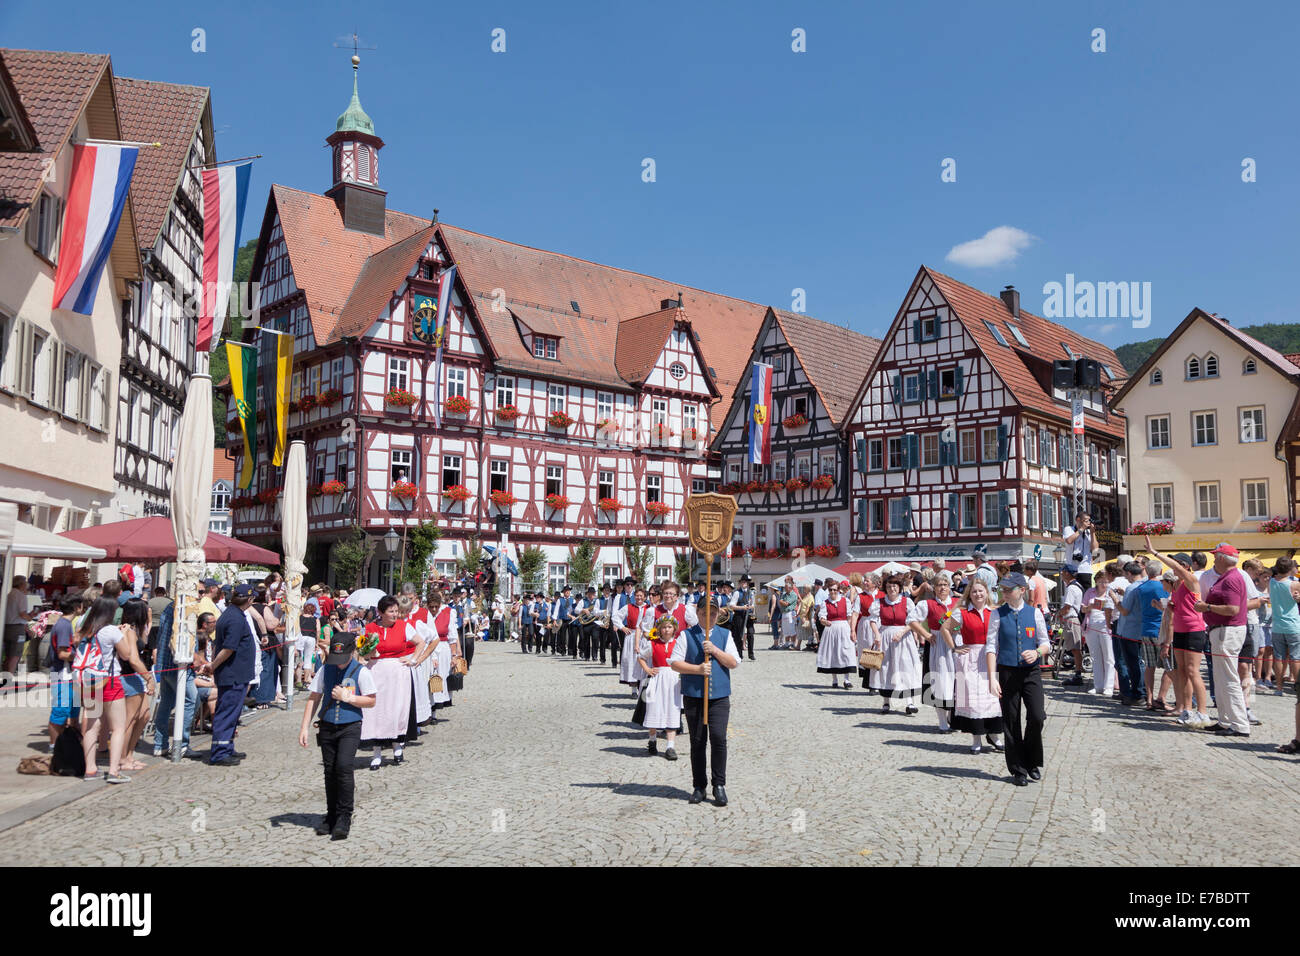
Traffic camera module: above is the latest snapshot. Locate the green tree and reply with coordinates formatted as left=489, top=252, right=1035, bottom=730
left=673, top=552, right=692, bottom=585
left=568, top=540, right=597, bottom=589
left=330, top=525, right=372, bottom=590
left=623, top=536, right=652, bottom=587
left=517, top=544, right=546, bottom=592
left=399, top=521, right=442, bottom=588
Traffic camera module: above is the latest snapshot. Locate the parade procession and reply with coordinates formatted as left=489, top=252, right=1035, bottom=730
left=2, top=5, right=1299, bottom=901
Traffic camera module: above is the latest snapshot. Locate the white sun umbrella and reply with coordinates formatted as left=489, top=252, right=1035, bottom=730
left=762, top=562, right=844, bottom=589
left=167, top=373, right=214, bottom=762
left=343, top=587, right=386, bottom=608
left=281, top=441, right=307, bottom=712
left=874, top=561, right=911, bottom=577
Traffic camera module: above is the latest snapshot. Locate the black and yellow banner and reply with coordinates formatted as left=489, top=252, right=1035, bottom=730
left=260, top=329, right=293, bottom=467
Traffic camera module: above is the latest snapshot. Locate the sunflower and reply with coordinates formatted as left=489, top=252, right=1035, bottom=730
left=356, top=631, right=379, bottom=657
left=647, top=626, right=661, bottom=642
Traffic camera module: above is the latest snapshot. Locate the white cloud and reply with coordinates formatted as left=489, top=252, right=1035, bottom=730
left=944, top=226, right=1036, bottom=269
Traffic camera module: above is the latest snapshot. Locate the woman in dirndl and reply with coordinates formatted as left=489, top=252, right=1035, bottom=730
left=908, top=573, right=959, bottom=731
left=637, top=613, right=685, bottom=760
left=615, top=586, right=650, bottom=693
left=360, top=596, right=425, bottom=770
left=940, top=578, right=1005, bottom=754
left=817, top=580, right=859, bottom=688
left=855, top=573, right=880, bottom=687
left=868, top=574, right=920, bottom=714
left=423, top=589, right=457, bottom=716
left=398, top=588, right=433, bottom=729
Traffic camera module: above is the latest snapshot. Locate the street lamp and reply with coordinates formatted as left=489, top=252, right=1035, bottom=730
left=383, top=529, right=400, bottom=594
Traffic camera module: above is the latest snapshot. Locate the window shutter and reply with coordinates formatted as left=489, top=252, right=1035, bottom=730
left=856, top=437, right=867, bottom=473
left=902, top=496, right=913, bottom=532
left=954, top=366, right=964, bottom=396
left=996, top=423, right=1008, bottom=462
left=927, top=369, right=938, bottom=399
left=1108, top=448, right=1117, bottom=481
left=918, top=372, right=929, bottom=401
left=49, top=343, right=64, bottom=414
left=1061, top=438, right=1072, bottom=471
left=999, top=490, right=1011, bottom=528
left=948, top=493, right=958, bottom=532
left=940, top=439, right=954, bottom=466
left=1040, top=431, right=1050, bottom=464
left=854, top=498, right=865, bottom=534
left=17, top=321, right=33, bottom=397
left=912, top=319, right=921, bottom=343
left=906, top=433, right=919, bottom=469
left=890, top=375, right=901, bottom=407
left=933, top=314, right=942, bottom=339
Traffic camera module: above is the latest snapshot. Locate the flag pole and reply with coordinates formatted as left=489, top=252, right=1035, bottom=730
left=80, top=138, right=163, bottom=148
left=703, top=550, right=712, bottom=727
left=189, top=154, right=263, bottom=168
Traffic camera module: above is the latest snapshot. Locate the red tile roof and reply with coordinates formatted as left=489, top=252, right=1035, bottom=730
left=615, top=307, right=681, bottom=385
left=923, top=267, right=1128, bottom=439
left=1207, top=316, right=1300, bottom=377
left=1286, top=353, right=1300, bottom=369
left=212, top=449, right=235, bottom=483
left=112, top=76, right=210, bottom=249
left=332, top=224, right=436, bottom=340
left=0, top=49, right=110, bottom=229
left=771, top=309, right=881, bottom=428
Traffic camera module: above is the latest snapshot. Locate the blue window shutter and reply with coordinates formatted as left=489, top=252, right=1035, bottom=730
left=891, top=375, right=901, bottom=407
left=954, top=366, right=964, bottom=395
left=933, top=313, right=943, bottom=340
left=999, top=489, right=1010, bottom=528
left=906, top=433, right=919, bottom=469
left=1040, top=432, right=1050, bottom=464
left=940, top=439, right=954, bottom=466
left=902, top=496, right=913, bottom=532
left=912, top=319, right=921, bottom=343
left=1061, top=438, right=1072, bottom=470
left=997, top=423, right=1008, bottom=461
left=918, top=373, right=928, bottom=401
left=927, top=369, right=938, bottom=399
left=856, top=437, right=867, bottom=473
left=856, top=498, right=866, bottom=534
left=948, top=493, right=958, bottom=531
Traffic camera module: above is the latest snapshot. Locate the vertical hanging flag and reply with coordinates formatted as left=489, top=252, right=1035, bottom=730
left=51, top=144, right=139, bottom=315
left=225, top=341, right=258, bottom=489
left=259, top=329, right=294, bottom=467
left=431, top=264, right=457, bottom=429
left=748, top=362, right=772, bottom=465
left=200, top=162, right=252, bottom=352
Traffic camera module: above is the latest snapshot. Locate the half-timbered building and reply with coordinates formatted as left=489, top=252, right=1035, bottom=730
left=224, top=61, right=773, bottom=588
left=713, top=308, right=880, bottom=575
left=845, top=266, right=1129, bottom=567
left=110, top=77, right=213, bottom=521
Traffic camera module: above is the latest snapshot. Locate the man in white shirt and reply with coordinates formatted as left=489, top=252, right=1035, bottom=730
left=1063, top=512, right=1096, bottom=588
left=986, top=572, right=1051, bottom=787
left=971, top=546, right=998, bottom=595
left=1057, top=568, right=1085, bottom=686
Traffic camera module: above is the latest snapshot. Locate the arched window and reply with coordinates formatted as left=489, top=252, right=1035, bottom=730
left=1150, top=368, right=1163, bottom=385
left=1186, top=356, right=1201, bottom=380
left=1243, top=358, right=1257, bottom=374
left=1204, top=353, right=1219, bottom=377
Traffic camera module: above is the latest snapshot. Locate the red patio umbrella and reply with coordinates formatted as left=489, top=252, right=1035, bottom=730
left=60, top=517, right=280, bottom=564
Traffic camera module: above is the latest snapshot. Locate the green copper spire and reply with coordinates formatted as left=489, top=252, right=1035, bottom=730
left=335, top=55, right=375, bottom=135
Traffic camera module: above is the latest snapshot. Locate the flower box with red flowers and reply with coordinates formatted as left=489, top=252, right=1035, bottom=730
left=597, top=497, right=622, bottom=513
left=545, top=494, right=570, bottom=510
left=1260, top=515, right=1300, bottom=534
left=763, top=480, right=785, bottom=493
left=319, top=480, right=346, bottom=496
left=299, top=394, right=319, bottom=413
left=811, top=474, right=834, bottom=491
left=392, top=481, right=420, bottom=501
left=743, top=480, right=763, bottom=494
left=494, top=404, right=520, bottom=421
left=718, top=482, right=741, bottom=495
left=782, top=413, right=809, bottom=429
left=288, top=400, right=300, bottom=413
left=444, top=395, right=474, bottom=415
left=813, top=545, right=838, bottom=558
left=256, top=487, right=281, bottom=505
left=652, top=423, right=674, bottom=440
left=646, top=502, right=672, bottom=519
left=307, top=484, right=323, bottom=498
left=784, top=477, right=809, bottom=492
left=1125, top=520, right=1173, bottom=535
left=682, top=426, right=703, bottom=442
left=385, top=388, right=418, bottom=408
left=320, top=388, right=343, bottom=406
left=489, top=490, right=518, bottom=508
left=596, top=418, right=618, bottom=433
left=547, top=411, right=575, bottom=429
left=440, top=484, right=471, bottom=503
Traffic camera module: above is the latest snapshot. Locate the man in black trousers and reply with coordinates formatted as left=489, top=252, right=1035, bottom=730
left=596, top=584, right=617, bottom=666
left=730, top=576, right=754, bottom=661
left=985, top=573, right=1051, bottom=786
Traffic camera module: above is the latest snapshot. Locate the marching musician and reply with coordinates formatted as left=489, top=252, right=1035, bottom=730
left=578, top=586, right=598, bottom=661
left=730, top=577, right=754, bottom=661
left=596, top=584, right=617, bottom=667
left=676, top=600, right=740, bottom=806
left=518, top=591, right=534, bottom=654
left=536, top=592, right=552, bottom=654
left=557, top=585, right=575, bottom=658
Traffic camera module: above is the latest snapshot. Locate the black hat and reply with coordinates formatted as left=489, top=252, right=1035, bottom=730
left=561, top=585, right=572, bottom=593
left=998, top=572, right=1029, bottom=590
left=326, top=631, right=357, bottom=667
left=232, top=582, right=254, bottom=598
left=1171, top=552, right=1193, bottom=567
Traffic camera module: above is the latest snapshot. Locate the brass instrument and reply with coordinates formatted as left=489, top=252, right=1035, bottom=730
left=577, top=608, right=597, bottom=625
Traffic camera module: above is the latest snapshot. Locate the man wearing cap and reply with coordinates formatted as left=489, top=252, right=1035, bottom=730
left=1196, top=544, right=1252, bottom=737
left=556, top=585, right=575, bottom=658
left=985, top=572, right=1051, bottom=786
left=731, top=576, right=755, bottom=661
left=1056, top=568, right=1086, bottom=686
left=201, top=583, right=258, bottom=766
left=298, top=631, right=377, bottom=840
left=1063, top=512, right=1096, bottom=589
left=971, top=547, right=998, bottom=596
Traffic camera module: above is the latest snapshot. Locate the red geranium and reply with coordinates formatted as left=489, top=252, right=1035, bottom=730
left=547, top=411, right=575, bottom=429
left=811, top=474, right=834, bottom=491
left=385, top=388, right=418, bottom=408
left=495, top=404, right=520, bottom=421
left=597, top=497, right=621, bottom=513
left=445, top=395, right=474, bottom=414
left=545, top=493, right=570, bottom=510
left=646, top=501, right=671, bottom=519
left=782, top=413, right=809, bottom=429
left=490, top=490, right=518, bottom=507
left=320, top=480, right=346, bottom=495
left=441, top=484, right=471, bottom=502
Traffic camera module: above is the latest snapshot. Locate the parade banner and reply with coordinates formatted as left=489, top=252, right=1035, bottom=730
left=748, top=361, right=772, bottom=465
left=260, top=329, right=294, bottom=467
left=225, top=341, right=258, bottom=489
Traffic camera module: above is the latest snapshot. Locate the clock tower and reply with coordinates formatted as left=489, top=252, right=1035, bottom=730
left=326, top=55, right=387, bottom=235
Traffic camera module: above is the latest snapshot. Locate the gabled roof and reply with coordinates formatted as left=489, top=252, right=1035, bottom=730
left=0, top=49, right=110, bottom=230
left=212, top=449, right=235, bottom=484
left=770, top=309, right=880, bottom=428
left=332, top=224, right=436, bottom=340
left=919, top=267, right=1128, bottom=439
left=255, top=184, right=429, bottom=344
left=113, top=76, right=211, bottom=249
left=615, top=307, right=680, bottom=385
left=1110, top=307, right=1300, bottom=408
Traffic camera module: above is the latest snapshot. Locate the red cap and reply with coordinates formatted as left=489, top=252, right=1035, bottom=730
left=1212, top=543, right=1239, bottom=557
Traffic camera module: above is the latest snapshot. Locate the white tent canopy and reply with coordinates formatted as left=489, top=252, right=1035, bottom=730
left=762, top=562, right=844, bottom=589
left=0, top=507, right=107, bottom=561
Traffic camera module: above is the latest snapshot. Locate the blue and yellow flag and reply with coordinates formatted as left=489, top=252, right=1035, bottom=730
left=225, top=341, right=258, bottom=489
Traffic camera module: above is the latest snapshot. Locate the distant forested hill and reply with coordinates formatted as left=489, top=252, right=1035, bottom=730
left=1115, top=323, right=1300, bottom=375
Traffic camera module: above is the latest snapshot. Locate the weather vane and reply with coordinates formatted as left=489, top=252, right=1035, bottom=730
left=332, top=30, right=377, bottom=58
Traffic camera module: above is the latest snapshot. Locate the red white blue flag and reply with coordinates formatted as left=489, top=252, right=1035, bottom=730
left=200, top=162, right=252, bottom=352
left=51, top=144, right=138, bottom=315
left=748, top=361, right=772, bottom=465
left=431, top=264, right=457, bottom=429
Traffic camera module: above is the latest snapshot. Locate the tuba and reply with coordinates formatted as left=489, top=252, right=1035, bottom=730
left=577, top=607, right=598, bottom=625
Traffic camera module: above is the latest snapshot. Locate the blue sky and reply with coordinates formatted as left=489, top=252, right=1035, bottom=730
left=5, top=0, right=1296, bottom=354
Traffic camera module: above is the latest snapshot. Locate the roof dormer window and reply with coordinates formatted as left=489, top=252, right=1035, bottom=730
left=533, top=336, right=558, bottom=360
left=1151, top=368, right=1163, bottom=385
